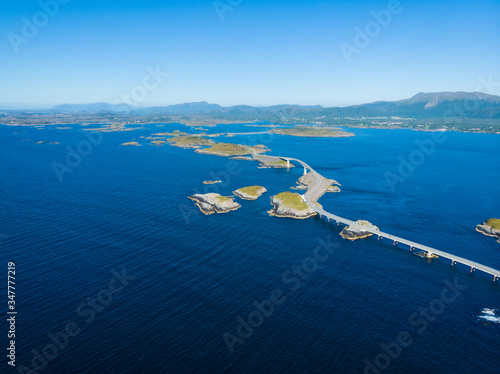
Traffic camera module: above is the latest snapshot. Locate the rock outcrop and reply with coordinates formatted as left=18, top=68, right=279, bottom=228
left=202, top=180, right=222, bottom=185
left=233, top=186, right=267, bottom=200
left=476, top=219, right=500, bottom=243
left=267, top=192, right=316, bottom=219
left=188, top=193, right=241, bottom=215
left=340, top=220, right=379, bottom=241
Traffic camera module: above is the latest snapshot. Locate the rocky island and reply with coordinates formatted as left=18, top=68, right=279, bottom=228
left=168, top=135, right=214, bottom=149
left=268, top=192, right=317, bottom=219
left=340, top=220, right=379, bottom=241
left=271, top=125, right=354, bottom=138
left=150, top=140, right=167, bottom=146
left=195, top=143, right=264, bottom=157
left=233, top=186, right=267, bottom=200
left=476, top=219, right=500, bottom=243
left=188, top=193, right=241, bottom=215
left=120, top=141, right=141, bottom=146
left=203, top=180, right=222, bottom=185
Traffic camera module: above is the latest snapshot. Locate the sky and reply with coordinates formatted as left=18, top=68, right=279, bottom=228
left=0, top=0, right=499, bottom=109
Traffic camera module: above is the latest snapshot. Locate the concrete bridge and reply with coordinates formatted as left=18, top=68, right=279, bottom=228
left=278, top=157, right=500, bottom=282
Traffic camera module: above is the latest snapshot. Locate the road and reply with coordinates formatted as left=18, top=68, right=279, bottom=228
left=280, top=157, right=500, bottom=280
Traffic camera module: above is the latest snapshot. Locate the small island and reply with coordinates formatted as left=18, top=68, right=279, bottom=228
left=188, top=193, right=241, bottom=215
left=254, top=155, right=295, bottom=169
left=168, top=135, right=214, bottom=149
left=476, top=218, right=500, bottom=243
left=203, top=180, right=222, bottom=185
left=340, top=220, right=379, bottom=241
left=150, top=140, right=167, bottom=146
left=271, top=125, right=355, bottom=138
left=195, top=143, right=262, bottom=157
left=268, top=192, right=317, bottom=219
left=233, top=186, right=267, bottom=200
left=154, top=130, right=190, bottom=136
left=120, top=141, right=141, bottom=146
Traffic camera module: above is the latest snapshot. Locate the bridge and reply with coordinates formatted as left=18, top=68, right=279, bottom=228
left=277, top=157, right=500, bottom=282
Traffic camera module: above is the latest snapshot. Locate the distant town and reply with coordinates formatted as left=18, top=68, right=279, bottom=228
left=2, top=91, right=500, bottom=133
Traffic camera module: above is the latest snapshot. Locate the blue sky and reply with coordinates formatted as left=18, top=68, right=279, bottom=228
left=1, top=0, right=499, bottom=108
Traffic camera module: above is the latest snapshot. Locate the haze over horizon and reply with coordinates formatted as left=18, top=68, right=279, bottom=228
left=1, top=0, right=499, bottom=109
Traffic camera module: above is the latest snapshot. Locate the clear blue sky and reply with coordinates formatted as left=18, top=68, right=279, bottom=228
left=1, top=0, right=499, bottom=108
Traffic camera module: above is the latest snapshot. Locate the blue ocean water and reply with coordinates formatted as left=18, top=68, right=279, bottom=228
left=0, top=123, right=499, bottom=374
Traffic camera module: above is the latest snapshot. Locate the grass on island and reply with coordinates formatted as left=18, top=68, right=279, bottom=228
left=271, top=126, right=353, bottom=138
left=274, top=192, right=309, bottom=211
left=154, top=130, right=190, bottom=136
left=269, top=160, right=289, bottom=166
left=150, top=140, right=167, bottom=146
left=236, top=186, right=265, bottom=197
left=168, top=135, right=213, bottom=147
left=199, top=142, right=252, bottom=155
left=215, top=195, right=232, bottom=203
left=486, top=218, right=500, bottom=230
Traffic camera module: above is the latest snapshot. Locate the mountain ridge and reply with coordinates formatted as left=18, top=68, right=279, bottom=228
left=51, top=91, right=500, bottom=121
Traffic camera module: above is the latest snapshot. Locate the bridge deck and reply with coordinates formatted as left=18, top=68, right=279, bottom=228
left=280, top=157, right=500, bottom=280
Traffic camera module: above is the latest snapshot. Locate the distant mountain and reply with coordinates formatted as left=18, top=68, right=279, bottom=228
left=52, top=92, right=500, bottom=121
left=335, top=91, right=500, bottom=119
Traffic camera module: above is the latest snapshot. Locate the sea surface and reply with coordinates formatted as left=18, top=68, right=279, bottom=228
left=1, top=123, right=499, bottom=374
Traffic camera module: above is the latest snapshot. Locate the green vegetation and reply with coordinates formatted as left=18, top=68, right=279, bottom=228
left=486, top=218, right=500, bottom=230
left=155, top=130, right=190, bottom=136
left=274, top=192, right=309, bottom=211
left=215, top=195, right=232, bottom=203
left=168, top=135, right=213, bottom=147
left=198, top=142, right=251, bottom=155
left=271, top=126, right=354, bottom=138
left=236, top=186, right=265, bottom=197
left=269, top=160, right=289, bottom=166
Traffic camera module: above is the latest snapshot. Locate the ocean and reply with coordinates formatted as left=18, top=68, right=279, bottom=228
left=1, top=123, right=499, bottom=374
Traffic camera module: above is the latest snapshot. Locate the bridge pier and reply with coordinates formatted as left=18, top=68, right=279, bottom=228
left=272, top=154, right=500, bottom=284
left=287, top=159, right=290, bottom=168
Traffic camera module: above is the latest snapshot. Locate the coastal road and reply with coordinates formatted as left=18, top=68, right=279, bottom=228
left=280, top=157, right=500, bottom=281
